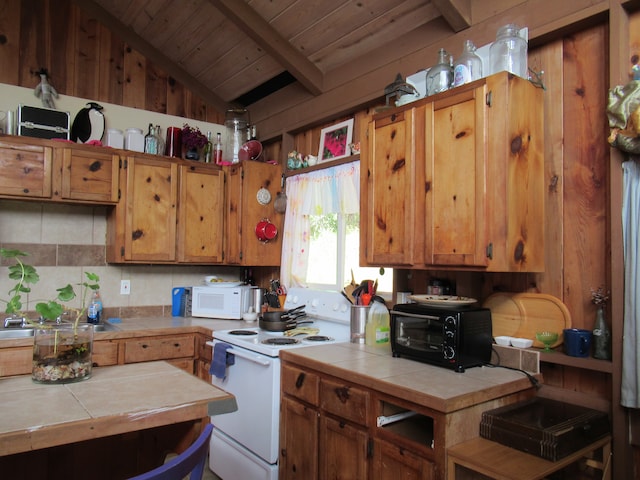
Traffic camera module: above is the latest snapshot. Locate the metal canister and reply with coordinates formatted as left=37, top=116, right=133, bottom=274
left=350, top=305, right=370, bottom=344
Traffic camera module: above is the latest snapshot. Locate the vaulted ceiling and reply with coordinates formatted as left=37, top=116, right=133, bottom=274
left=73, top=0, right=475, bottom=115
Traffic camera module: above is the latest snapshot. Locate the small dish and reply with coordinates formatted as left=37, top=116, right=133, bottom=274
left=242, top=311, right=258, bottom=322
left=494, top=336, right=513, bottom=346
left=510, top=337, right=533, bottom=348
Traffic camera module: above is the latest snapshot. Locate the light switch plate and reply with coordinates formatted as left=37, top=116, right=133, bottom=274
left=120, top=280, right=131, bottom=295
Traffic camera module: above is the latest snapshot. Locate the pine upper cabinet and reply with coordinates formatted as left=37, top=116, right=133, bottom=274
left=177, top=163, right=224, bottom=263
left=224, top=161, right=283, bottom=266
left=361, top=107, right=421, bottom=267
left=0, top=139, right=53, bottom=199
left=55, top=147, right=120, bottom=203
left=107, top=155, right=224, bottom=264
left=362, top=71, right=545, bottom=272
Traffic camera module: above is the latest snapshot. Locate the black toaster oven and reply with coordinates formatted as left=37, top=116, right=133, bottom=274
left=390, top=303, right=493, bottom=372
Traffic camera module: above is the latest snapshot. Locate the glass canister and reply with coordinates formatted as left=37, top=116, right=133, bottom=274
left=224, top=108, right=250, bottom=164
left=426, top=48, right=453, bottom=96
left=453, top=40, right=483, bottom=87
left=489, top=24, right=528, bottom=78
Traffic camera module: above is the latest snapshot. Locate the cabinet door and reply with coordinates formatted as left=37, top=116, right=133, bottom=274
left=280, top=396, right=319, bottom=480
left=424, top=86, right=488, bottom=268
left=373, top=439, right=434, bottom=480
left=319, top=415, right=369, bottom=480
left=124, top=155, right=178, bottom=262
left=225, top=162, right=283, bottom=266
left=362, top=108, right=419, bottom=266
left=0, top=140, right=52, bottom=198
left=58, top=148, right=119, bottom=203
left=177, top=164, right=224, bottom=263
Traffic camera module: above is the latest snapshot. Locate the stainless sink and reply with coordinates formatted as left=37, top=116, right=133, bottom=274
left=0, top=328, right=35, bottom=339
left=0, top=323, right=114, bottom=339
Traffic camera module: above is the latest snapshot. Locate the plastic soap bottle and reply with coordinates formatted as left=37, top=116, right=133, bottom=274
left=87, top=290, right=103, bottom=324
left=365, top=298, right=390, bottom=346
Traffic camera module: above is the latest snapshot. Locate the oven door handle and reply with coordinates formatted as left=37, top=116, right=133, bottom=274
left=207, top=341, right=271, bottom=367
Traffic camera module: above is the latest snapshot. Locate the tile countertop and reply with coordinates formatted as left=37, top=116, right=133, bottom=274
left=0, top=361, right=237, bottom=456
left=280, top=343, right=541, bottom=414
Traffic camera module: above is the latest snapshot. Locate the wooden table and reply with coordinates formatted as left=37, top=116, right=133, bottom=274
left=447, top=435, right=612, bottom=480
left=0, top=361, right=236, bottom=478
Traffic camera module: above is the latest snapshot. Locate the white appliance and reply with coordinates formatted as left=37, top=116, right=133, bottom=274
left=207, top=288, right=351, bottom=480
left=191, top=284, right=252, bottom=319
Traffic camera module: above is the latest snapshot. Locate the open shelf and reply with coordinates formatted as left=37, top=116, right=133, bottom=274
left=538, top=350, right=613, bottom=373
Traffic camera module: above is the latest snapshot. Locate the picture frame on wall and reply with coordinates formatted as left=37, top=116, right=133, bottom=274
left=318, top=119, right=354, bottom=163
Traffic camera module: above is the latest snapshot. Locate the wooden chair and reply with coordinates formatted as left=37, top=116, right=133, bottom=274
left=129, top=424, right=213, bottom=480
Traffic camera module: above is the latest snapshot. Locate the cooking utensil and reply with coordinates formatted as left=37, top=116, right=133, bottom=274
left=259, top=317, right=312, bottom=332
left=274, top=174, right=287, bottom=214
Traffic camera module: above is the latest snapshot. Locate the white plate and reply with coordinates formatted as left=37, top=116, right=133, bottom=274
left=408, top=294, right=478, bottom=306
left=203, top=277, right=243, bottom=287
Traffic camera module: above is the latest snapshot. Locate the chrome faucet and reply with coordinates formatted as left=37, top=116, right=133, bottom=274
left=4, top=316, right=26, bottom=328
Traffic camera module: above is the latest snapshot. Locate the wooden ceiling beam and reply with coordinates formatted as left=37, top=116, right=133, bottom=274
left=432, top=0, right=472, bottom=31
left=207, top=0, right=324, bottom=96
left=72, top=0, right=232, bottom=113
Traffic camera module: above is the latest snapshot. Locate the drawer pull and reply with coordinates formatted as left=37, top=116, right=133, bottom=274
left=295, top=372, right=306, bottom=389
left=334, top=386, right=350, bottom=403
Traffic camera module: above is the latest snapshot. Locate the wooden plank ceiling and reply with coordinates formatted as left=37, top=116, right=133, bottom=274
left=73, top=0, right=471, bottom=112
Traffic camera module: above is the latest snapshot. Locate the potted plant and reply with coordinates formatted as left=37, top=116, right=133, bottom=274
left=181, top=124, right=208, bottom=160
left=1, top=248, right=100, bottom=383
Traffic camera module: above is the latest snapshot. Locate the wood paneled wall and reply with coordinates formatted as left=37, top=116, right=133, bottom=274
left=0, top=0, right=224, bottom=123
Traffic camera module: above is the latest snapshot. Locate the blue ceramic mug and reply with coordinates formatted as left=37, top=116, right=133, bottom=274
left=563, top=328, right=592, bottom=357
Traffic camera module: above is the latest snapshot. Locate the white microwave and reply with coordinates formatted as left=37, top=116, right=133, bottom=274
left=191, top=285, right=252, bottom=319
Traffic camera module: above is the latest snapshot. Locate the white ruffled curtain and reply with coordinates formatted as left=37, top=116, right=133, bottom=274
left=280, top=162, right=360, bottom=288
left=622, top=159, right=640, bottom=407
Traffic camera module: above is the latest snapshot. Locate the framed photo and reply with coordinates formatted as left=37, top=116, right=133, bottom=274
left=318, top=119, right=354, bottom=162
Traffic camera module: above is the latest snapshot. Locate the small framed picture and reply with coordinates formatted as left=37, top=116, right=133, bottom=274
left=318, top=119, right=354, bottom=163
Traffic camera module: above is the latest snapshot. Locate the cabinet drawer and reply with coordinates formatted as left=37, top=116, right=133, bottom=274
left=0, top=142, right=52, bottom=198
left=320, top=377, right=369, bottom=426
left=93, top=340, right=118, bottom=366
left=123, top=335, right=195, bottom=363
left=282, top=364, right=319, bottom=406
left=0, top=346, right=32, bottom=376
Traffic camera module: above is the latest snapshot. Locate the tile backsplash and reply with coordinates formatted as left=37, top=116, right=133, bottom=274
left=0, top=200, right=239, bottom=318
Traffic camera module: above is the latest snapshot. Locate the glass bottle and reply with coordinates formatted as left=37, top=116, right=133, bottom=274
left=213, top=132, right=223, bottom=165
left=489, top=24, right=528, bottom=78
left=154, top=125, right=165, bottom=155
left=453, top=40, right=483, bottom=87
left=426, top=48, right=453, bottom=96
left=592, top=306, right=611, bottom=360
left=144, top=124, right=158, bottom=154
left=203, top=131, right=213, bottom=163
left=224, top=109, right=249, bottom=164
left=87, top=290, right=102, bottom=324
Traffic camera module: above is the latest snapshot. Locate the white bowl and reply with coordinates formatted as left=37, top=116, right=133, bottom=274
left=494, top=336, right=513, bottom=346
left=242, top=311, right=258, bottom=322
left=510, top=337, right=533, bottom=348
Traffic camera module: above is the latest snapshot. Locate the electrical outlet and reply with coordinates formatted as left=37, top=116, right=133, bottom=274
left=120, top=280, right=131, bottom=295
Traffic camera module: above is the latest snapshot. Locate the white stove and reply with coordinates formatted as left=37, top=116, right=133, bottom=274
left=212, top=287, right=351, bottom=357
left=208, top=288, right=352, bottom=480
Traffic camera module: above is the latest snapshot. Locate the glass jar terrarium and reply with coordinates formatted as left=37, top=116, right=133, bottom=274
left=32, top=322, right=94, bottom=384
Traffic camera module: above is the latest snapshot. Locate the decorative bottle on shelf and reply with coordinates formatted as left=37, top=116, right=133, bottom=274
left=144, top=124, right=158, bottom=154
left=426, top=48, right=453, bottom=96
left=592, top=306, right=611, bottom=360
left=154, top=125, right=165, bottom=155
left=489, top=24, right=528, bottom=78
left=87, top=290, right=102, bottom=324
left=213, top=132, right=223, bottom=165
left=203, top=131, right=213, bottom=163
left=453, top=40, right=483, bottom=87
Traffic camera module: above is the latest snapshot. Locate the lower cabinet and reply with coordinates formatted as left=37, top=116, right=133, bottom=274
left=280, top=363, right=436, bottom=480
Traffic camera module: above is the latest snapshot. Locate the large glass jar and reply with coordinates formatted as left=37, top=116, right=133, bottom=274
left=224, top=108, right=249, bottom=164
left=453, top=40, right=483, bottom=87
left=426, top=48, right=453, bottom=96
left=489, top=24, right=528, bottom=78
left=32, top=322, right=94, bottom=384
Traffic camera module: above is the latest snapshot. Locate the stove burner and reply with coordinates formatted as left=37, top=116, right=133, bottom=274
left=262, top=338, right=300, bottom=345
left=228, top=330, right=258, bottom=336
left=304, top=335, right=334, bottom=342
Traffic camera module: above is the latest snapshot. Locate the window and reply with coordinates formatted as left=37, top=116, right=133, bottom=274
left=280, top=161, right=392, bottom=296
left=306, top=212, right=393, bottom=295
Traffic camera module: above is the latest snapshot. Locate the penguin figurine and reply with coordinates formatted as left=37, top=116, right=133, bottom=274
left=71, top=102, right=105, bottom=143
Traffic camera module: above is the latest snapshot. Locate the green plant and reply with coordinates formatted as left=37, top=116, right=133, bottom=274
left=1, top=248, right=100, bottom=328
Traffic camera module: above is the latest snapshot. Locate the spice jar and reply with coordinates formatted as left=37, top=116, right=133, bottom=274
left=489, top=24, right=528, bottom=78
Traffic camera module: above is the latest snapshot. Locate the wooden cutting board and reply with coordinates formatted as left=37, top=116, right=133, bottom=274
left=483, top=292, right=572, bottom=348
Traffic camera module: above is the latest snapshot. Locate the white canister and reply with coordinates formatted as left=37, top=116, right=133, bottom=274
left=106, top=128, right=124, bottom=149
left=125, top=128, right=144, bottom=152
